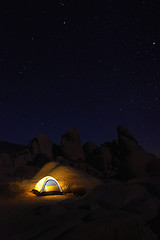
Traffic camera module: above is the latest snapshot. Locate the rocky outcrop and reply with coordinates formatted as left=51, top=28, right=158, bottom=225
left=117, top=125, right=138, bottom=143
left=1, top=125, right=160, bottom=240
left=14, top=148, right=32, bottom=169
left=14, top=165, right=36, bottom=179
left=117, top=126, right=160, bottom=179
left=56, top=210, right=157, bottom=240
left=1, top=125, right=160, bottom=181
left=28, top=153, right=50, bottom=168
left=85, top=145, right=112, bottom=175
left=85, top=142, right=121, bottom=177
left=83, top=141, right=98, bottom=158
left=61, top=128, right=84, bottom=161
left=85, top=181, right=149, bottom=210
left=29, top=133, right=53, bottom=159
left=0, top=153, right=14, bottom=176
left=30, top=161, right=101, bottom=195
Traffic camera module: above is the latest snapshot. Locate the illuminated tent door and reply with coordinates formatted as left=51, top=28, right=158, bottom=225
left=44, top=179, right=60, bottom=192
left=32, top=176, right=63, bottom=195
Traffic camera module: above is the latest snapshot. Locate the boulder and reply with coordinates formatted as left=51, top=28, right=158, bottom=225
left=61, top=128, right=84, bottom=161
left=117, top=126, right=160, bottom=179
left=117, top=125, right=138, bottom=143
left=29, top=133, right=53, bottom=159
left=57, top=211, right=150, bottom=240
left=55, top=156, right=70, bottom=165
left=86, top=145, right=112, bottom=176
left=83, top=141, right=98, bottom=158
left=14, top=148, right=32, bottom=170
left=30, top=161, right=101, bottom=195
left=141, top=227, right=158, bottom=240
left=128, top=175, right=160, bottom=199
left=14, top=165, right=36, bottom=179
left=123, top=196, right=160, bottom=222
left=149, top=213, right=160, bottom=239
left=0, top=153, right=14, bottom=176
left=28, top=153, right=50, bottom=168
left=85, top=181, right=149, bottom=210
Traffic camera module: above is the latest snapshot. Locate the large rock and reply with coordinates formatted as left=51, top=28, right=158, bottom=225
left=31, top=161, right=101, bottom=195
left=85, top=144, right=112, bottom=176
left=128, top=175, right=160, bottom=200
left=28, top=153, right=50, bottom=168
left=61, top=128, right=84, bottom=161
left=85, top=181, right=149, bottom=210
left=123, top=196, right=160, bottom=222
left=83, top=141, right=98, bottom=158
left=57, top=211, right=157, bottom=240
left=14, top=148, right=32, bottom=170
left=0, top=153, right=14, bottom=176
left=117, top=126, right=160, bottom=179
left=29, top=133, right=53, bottom=159
left=117, top=125, right=138, bottom=143
left=14, top=165, right=36, bottom=179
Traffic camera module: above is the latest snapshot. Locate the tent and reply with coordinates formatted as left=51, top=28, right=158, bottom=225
left=32, top=176, right=63, bottom=195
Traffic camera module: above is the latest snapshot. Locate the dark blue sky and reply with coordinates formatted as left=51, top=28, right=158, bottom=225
left=0, top=0, right=160, bottom=155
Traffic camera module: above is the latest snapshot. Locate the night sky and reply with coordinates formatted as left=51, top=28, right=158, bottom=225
left=1, top=0, right=160, bottom=155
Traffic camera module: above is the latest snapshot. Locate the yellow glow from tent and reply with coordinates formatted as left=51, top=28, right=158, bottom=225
left=34, top=176, right=48, bottom=192
left=33, top=176, right=63, bottom=193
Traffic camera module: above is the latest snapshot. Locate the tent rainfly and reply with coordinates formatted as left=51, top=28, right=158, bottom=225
left=32, top=176, right=63, bottom=196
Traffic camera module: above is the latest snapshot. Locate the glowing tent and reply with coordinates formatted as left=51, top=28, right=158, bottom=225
left=32, top=176, right=63, bottom=195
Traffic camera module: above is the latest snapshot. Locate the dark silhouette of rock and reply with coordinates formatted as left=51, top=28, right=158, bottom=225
left=29, top=133, right=53, bottom=159
left=57, top=210, right=156, bottom=240
left=117, top=126, right=160, bottom=179
left=52, top=143, right=63, bottom=158
left=85, top=181, right=149, bottom=210
left=14, top=148, right=32, bottom=169
left=55, top=156, right=70, bottom=165
left=0, top=141, right=26, bottom=153
left=14, top=165, right=36, bottom=179
left=61, top=128, right=84, bottom=161
left=0, top=142, right=31, bottom=175
left=83, top=141, right=98, bottom=158
left=149, top=214, right=160, bottom=239
left=117, top=125, right=138, bottom=143
left=123, top=196, right=160, bottom=222
left=128, top=175, right=160, bottom=200
left=85, top=144, right=113, bottom=176
left=84, top=140, right=121, bottom=177
left=28, top=153, right=50, bottom=168
left=0, top=153, right=14, bottom=176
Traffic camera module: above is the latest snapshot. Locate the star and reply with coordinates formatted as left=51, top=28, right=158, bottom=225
left=22, top=65, right=26, bottom=70
left=41, top=122, right=45, bottom=127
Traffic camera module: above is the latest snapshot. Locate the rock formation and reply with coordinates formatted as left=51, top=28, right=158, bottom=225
left=0, top=126, right=160, bottom=239
left=14, top=148, right=32, bottom=169
left=83, top=141, right=98, bottom=158
left=61, top=128, right=84, bottom=161
left=117, top=125, right=160, bottom=179
left=0, top=153, right=14, bottom=176
left=85, top=144, right=112, bottom=175
left=29, top=133, right=53, bottom=159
